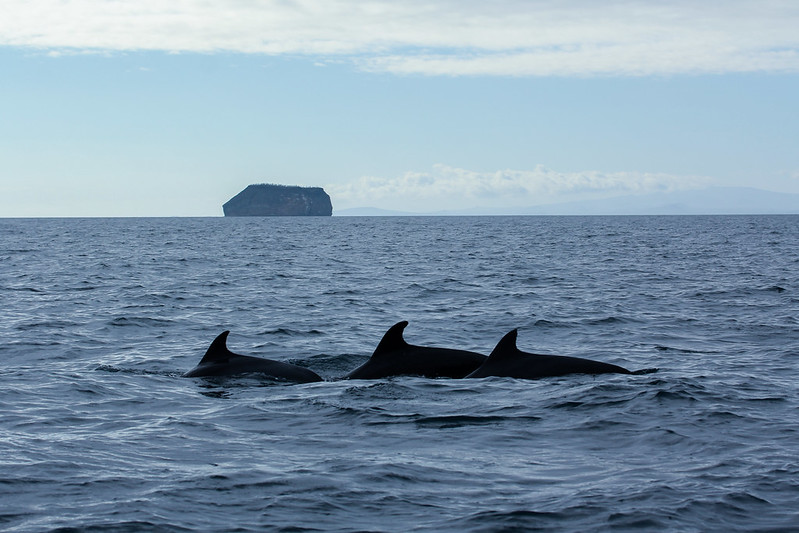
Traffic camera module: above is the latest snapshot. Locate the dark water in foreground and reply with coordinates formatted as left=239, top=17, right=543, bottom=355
left=1, top=215, right=798, bottom=532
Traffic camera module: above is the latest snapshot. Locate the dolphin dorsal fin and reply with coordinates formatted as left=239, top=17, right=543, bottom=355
left=487, top=329, right=520, bottom=361
left=372, top=321, right=410, bottom=358
left=198, top=331, right=233, bottom=364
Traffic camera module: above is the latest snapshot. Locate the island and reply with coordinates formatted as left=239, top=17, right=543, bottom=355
left=223, top=184, right=333, bottom=216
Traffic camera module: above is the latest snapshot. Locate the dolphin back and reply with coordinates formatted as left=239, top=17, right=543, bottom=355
left=467, top=329, right=631, bottom=380
left=184, top=331, right=322, bottom=382
left=346, top=321, right=486, bottom=379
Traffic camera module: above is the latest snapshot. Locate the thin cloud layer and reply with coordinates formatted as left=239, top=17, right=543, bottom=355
left=2, top=0, right=799, bottom=76
left=327, top=164, right=714, bottom=212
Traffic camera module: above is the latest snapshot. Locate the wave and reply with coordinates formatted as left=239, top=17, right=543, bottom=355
left=3, top=286, right=45, bottom=293
left=16, top=320, right=81, bottom=331
left=413, top=414, right=542, bottom=429
left=107, top=316, right=175, bottom=327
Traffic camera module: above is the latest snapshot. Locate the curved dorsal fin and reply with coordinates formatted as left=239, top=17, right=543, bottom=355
left=372, top=321, right=410, bottom=358
left=487, top=329, right=520, bottom=361
left=198, top=330, right=233, bottom=364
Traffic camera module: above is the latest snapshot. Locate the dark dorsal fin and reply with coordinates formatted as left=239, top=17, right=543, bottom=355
left=372, top=321, right=410, bottom=358
left=198, top=330, right=234, bottom=364
left=486, top=329, right=521, bottom=361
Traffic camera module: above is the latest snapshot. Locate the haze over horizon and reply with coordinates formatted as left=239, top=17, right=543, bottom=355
left=2, top=1, right=798, bottom=217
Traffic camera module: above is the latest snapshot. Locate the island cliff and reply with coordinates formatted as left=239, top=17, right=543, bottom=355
left=223, top=184, right=333, bottom=216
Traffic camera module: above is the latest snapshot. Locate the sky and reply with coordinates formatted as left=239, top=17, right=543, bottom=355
left=1, top=0, right=798, bottom=216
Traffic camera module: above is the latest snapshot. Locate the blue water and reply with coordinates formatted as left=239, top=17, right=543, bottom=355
left=1, top=215, right=798, bottom=532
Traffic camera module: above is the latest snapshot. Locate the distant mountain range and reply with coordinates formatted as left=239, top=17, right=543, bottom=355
left=334, top=187, right=799, bottom=216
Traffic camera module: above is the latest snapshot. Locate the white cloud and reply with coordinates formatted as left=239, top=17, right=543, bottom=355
left=2, top=0, right=799, bottom=76
left=326, top=164, right=714, bottom=211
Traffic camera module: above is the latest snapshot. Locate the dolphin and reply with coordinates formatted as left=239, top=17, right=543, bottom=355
left=345, top=321, right=487, bottom=379
left=466, top=329, right=632, bottom=380
left=184, top=331, right=323, bottom=382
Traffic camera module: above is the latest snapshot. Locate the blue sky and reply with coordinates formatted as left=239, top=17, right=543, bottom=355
left=1, top=1, right=798, bottom=216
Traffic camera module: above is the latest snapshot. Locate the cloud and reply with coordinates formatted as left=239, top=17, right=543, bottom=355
left=2, top=0, right=799, bottom=76
left=326, top=164, right=714, bottom=211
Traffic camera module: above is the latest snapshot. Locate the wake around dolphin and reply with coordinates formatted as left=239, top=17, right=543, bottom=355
left=345, top=321, right=487, bottom=379
left=466, top=329, right=632, bottom=380
left=184, top=331, right=323, bottom=382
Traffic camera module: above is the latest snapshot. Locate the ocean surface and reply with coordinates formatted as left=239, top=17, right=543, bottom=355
left=1, top=215, right=798, bottom=532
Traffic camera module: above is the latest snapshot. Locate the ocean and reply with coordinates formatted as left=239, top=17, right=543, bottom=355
left=1, top=215, right=798, bottom=532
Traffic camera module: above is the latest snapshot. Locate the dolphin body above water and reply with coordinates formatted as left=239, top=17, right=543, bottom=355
left=466, top=329, right=632, bottom=380
left=184, top=331, right=323, bottom=382
left=345, top=321, right=487, bottom=379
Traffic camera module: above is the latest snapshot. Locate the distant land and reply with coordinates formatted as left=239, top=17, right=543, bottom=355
left=224, top=184, right=332, bottom=216
left=334, top=187, right=799, bottom=216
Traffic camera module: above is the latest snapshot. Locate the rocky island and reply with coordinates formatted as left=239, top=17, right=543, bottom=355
left=223, top=184, right=333, bottom=217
